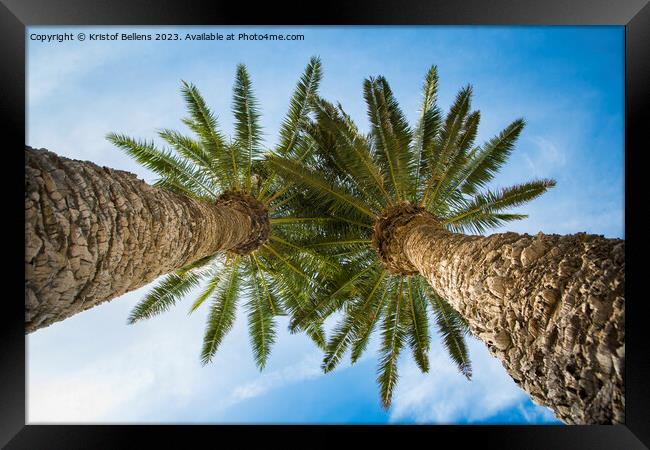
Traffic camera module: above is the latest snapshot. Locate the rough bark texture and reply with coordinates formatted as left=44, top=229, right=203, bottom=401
left=25, top=147, right=257, bottom=333
left=372, top=201, right=431, bottom=275
left=385, top=209, right=624, bottom=424
left=216, top=191, right=271, bottom=255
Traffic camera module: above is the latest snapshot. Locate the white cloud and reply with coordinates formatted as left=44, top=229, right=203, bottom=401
left=389, top=336, right=558, bottom=424
left=228, top=353, right=323, bottom=402
left=522, top=136, right=566, bottom=176
left=516, top=401, right=558, bottom=423
left=26, top=283, right=331, bottom=423
left=28, top=361, right=156, bottom=423
left=27, top=289, right=209, bottom=423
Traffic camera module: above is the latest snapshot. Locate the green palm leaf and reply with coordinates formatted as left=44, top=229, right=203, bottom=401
left=232, top=64, right=262, bottom=190
left=256, top=57, right=322, bottom=199
left=364, top=76, right=413, bottom=201
left=322, top=313, right=359, bottom=373
left=188, top=265, right=223, bottom=314
left=404, top=277, right=430, bottom=372
left=200, top=259, right=242, bottom=365
left=289, top=262, right=374, bottom=332
left=459, top=118, right=526, bottom=195
left=106, top=133, right=218, bottom=199
left=250, top=254, right=283, bottom=316
left=420, top=85, right=472, bottom=208
left=158, top=129, right=213, bottom=171
left=444, top=179, right=556, bottom=233
left=277, top=56, right=322, bottom=156
left=456, top=111, right=481, bottom=155
left=428, top=287, right=472, bottom=379
left=180, top=81, right=240, bottom=190
left=350, top=275, right=391, bottom=364
left=176, top=253, right=220, bottom=276
left=257, top=245, right=327, bottom=350
left=266, top=155, right=376, bottom=219
left=310, top=97, right=392, bottom=207
left=377, top=278, right=407, bottom=409
left=321, top=267, right=387, bottom=372
left=244, top=257, right=277, bottom=369
left=127, top=270, right=204, bottom=324
left=413, top=65, right=442, bottom=200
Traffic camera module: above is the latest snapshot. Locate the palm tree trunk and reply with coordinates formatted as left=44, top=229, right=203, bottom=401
left=398, top=215, right=624, bottom=424
left=25, top=147, right=255, bottom=333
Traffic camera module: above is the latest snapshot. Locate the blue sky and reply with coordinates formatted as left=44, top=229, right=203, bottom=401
left=26, top=26, right=623, bottom=424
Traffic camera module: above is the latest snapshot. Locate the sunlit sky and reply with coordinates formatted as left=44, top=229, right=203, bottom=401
left=26, top=25, right=623, bottom=424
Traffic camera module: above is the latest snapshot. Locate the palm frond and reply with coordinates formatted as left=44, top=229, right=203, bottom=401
left=349, top=274, right=392, bottom=364
left=269, top=234, right=338, bottom=281
left=255, top=55, right=323, bottom=201
left=107, top=133, right=218, bottom=199
left=444, top=179, right=556, bottom=233
left=251, top=254, right=283, bottom=316
left=430, top=110, right=482, bottom=206
left=266, top=155, right=376, bottom=219
left=127, top=270, right=203, bottom=324
left=259, top=140, right=317, bottom=205
left=456, top=111, right=481, bottom=155
left=271, top=214, right=372, bottom=230
left=256, top=245, right=326, bottom=351
left=413, top=65, right=442, bottom=199
left=427, top=287, right=472, bottom=379
left=150, top=177, right=201, bottom=199
left=420, top=85, right=472, bottom=208
left=262, top=243, right=315, bottom=285
left=321, top=267, right=387, bottom=372
left=377, top=278, right=407, bottom=409
left=404, top=277, right=430, bottom=372
left=176, top=253, right=220, bottom=276
left=243, top=257, right=277, bottom=370
left=259, top=250, right=327, bottom=349
left=290, top=261, right=376, bottom=333
left=200, top=258, right=242, bottom=365
left=232, top=64, right=262, bottom=190
left=188, top=265, right=223, bottom=314
left=311, top=97, right=393, bottom=207
left=431, top=111, right=483, bottom=208
left=304, top=116, right=385, bottom=213
left=364, top=76, right=414, bottom=201
left=180, top=81, right=240, bottom=190
left=459, top=118, right=525, bottom=195
left=276, top=56, right=322, bottom=156
left=321, top=313, right=359, bottom=373
left=304, top=320, right=328, bottom=351
left=158, top=129, right=213, bottom=172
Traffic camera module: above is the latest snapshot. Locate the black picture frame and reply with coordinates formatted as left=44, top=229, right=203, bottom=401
left=2, top=0, right=649, bottom=448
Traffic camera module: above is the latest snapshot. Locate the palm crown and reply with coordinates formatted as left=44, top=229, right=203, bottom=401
left=268, top=65, right=556, bottom=407
left=106, top=58, right=335, bottom=369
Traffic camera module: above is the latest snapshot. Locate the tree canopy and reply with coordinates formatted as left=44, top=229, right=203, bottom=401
left=268, top=64, right=555, bottom=407
left=107, top=57, right=336, bottom=370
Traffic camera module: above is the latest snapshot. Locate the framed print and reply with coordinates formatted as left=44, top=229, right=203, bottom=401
left=3, top=0, right=649, bottom=448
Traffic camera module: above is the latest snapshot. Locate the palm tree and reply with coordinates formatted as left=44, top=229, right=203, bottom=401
left=26, top=59, right=334, bottom=370
left=118, top=60, right=337, bottom=368
left=267, top=66, right=625, bottom=424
